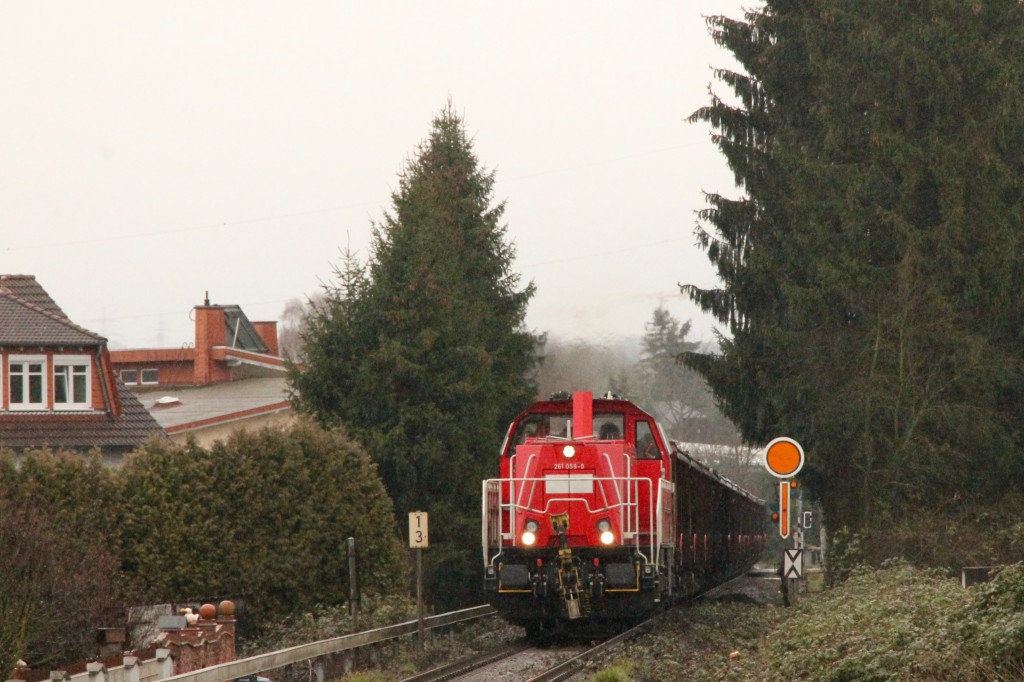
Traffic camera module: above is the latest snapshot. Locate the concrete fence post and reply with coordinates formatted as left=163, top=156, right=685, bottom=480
left=86, top=662, right=106, bottom=682
left=155, top=649, right=173, bottom=680
left=122, top=657, right=139, bottom=682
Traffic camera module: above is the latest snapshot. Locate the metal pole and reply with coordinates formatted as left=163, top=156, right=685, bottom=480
left=348, top=537, right=358, bottom=621
left=416, top=547, right=424, bottom=650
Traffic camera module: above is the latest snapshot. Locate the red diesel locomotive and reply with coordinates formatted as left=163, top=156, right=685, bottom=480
left=482, top=391, right=767, bottom=631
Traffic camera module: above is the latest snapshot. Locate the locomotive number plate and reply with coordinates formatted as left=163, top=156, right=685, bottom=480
left=545, top=474, right=594, bottom=494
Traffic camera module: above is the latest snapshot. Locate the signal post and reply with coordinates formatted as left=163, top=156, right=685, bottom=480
left=763, top=437, right=805, bottom=605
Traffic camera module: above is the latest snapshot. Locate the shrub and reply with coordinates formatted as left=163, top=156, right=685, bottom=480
left=960, top=563, right=1024, bottom=675
left=826, top=526, right=865, bottom=585
left=761, top=561, right=970, bottom=679
left=119, top=420, right=406, bottom=631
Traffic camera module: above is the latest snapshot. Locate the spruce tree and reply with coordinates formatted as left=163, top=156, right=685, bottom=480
left=291, top=102, right=540, bottom=606
left=686, top=1, right=1024, bottom=553
left=636, top=306, right=737, bottom=444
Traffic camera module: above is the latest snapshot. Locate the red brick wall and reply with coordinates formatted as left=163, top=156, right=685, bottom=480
left=251, top=321, right=280, bottom=357
left=193, top=307, right=226, bottom=386
left=110, top=347, right=198, bottom=388
left=161, top=616, right=236, bottom=675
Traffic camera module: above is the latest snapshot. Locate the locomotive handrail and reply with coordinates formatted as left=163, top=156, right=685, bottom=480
left=505, top=453, right=634, bottom=543
left=599, top=450, right=634, bottom=534
left=482, top=474, right=665, bottom=569
left=656, top=479, right=676, bottom=565
left=482, top=480, right=501, bottom=567
left=511, top=494, right=635, bottom=519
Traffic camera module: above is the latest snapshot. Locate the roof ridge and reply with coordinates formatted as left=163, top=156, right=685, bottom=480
left=0, top=288, right=106, bottom=343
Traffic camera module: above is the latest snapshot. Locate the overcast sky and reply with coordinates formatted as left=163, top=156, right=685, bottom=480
left=2, top=1, right=749, bottom=351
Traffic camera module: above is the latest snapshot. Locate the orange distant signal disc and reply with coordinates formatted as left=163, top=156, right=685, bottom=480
left=764, top=437, right=804, bottom=478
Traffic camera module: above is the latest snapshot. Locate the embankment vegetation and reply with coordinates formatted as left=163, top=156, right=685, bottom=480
left=608, top=562, right=1024, bottom=681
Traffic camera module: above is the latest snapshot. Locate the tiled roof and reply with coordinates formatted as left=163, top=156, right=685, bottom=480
left=0, top=379, right=167, bottom=454
left=0, top=274, right=66, bottom=316
left=0, top=275, right=104, bottom=346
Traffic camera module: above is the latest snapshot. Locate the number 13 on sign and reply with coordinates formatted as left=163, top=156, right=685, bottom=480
left=409, top=511, right=429, bottom=548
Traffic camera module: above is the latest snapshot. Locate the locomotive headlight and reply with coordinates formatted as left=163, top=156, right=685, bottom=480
left=522, top=519, right=540, bottom=546
left=562, top=445, right=576, bottom=458
left=597, top=518, right=615, bottom=545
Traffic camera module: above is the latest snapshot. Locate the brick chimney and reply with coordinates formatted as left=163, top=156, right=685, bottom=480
left=194, top=305, right=226, bottom=385
left=252, top=321, right=280, bottom=357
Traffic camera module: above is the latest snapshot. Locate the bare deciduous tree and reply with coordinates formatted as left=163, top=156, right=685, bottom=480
left=0, top=494, right=120, bottom=677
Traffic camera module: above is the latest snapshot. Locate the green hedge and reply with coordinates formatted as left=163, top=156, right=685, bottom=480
left=119, top=420, right=407, bottom=625
left=2, top=422, right=406, bottom=673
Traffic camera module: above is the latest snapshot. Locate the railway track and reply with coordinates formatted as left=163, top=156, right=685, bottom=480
left=398, top=642, right=533, bottom=682
left=399, top=618, right=654, bottom=682
left=400, top=571, right=773, bottom=682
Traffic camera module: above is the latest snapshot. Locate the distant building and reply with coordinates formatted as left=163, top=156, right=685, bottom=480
left=110, top=297, right=293, bottom=446
left=0, top=274, right=165, bottom=464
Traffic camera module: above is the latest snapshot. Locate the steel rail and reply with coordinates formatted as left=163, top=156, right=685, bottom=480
left=398, top=641, right=532, bottom=682
left=524, top=620, right=653, bottom=682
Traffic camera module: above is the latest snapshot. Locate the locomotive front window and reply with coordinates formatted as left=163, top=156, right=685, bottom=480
left=594, top=414, right=624, bottom=440
left=510, top=414, right=571, bottom=450
left=509, top=412, right=624, bottom=453
left=635, top=420, right=662, bottom=459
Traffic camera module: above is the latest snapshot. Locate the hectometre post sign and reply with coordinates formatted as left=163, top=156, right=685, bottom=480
left=409, top=511, right=429, bottom=548
left=409, top=511, right=429, bottom=649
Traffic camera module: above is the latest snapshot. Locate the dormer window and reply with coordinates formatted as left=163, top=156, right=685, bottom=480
left=10, top=356, right=46, bottom=410
left=54, top=356, right=91, bottom=410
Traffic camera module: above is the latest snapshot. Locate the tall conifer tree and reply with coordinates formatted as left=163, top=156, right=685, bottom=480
left=291, top=103, right=539, bottom=605
left=635, top=307, right=737, bottom=444
left=686, top=1, right=1024, bottom=551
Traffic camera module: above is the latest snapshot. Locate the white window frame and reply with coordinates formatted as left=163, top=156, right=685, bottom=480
left=120, top=369, right=139, bottom=385
left=53, top=355, right=92, bottom=410
left=140, top=368, right=159, bottom=385
left=9, top=355, right=47, bottom=410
